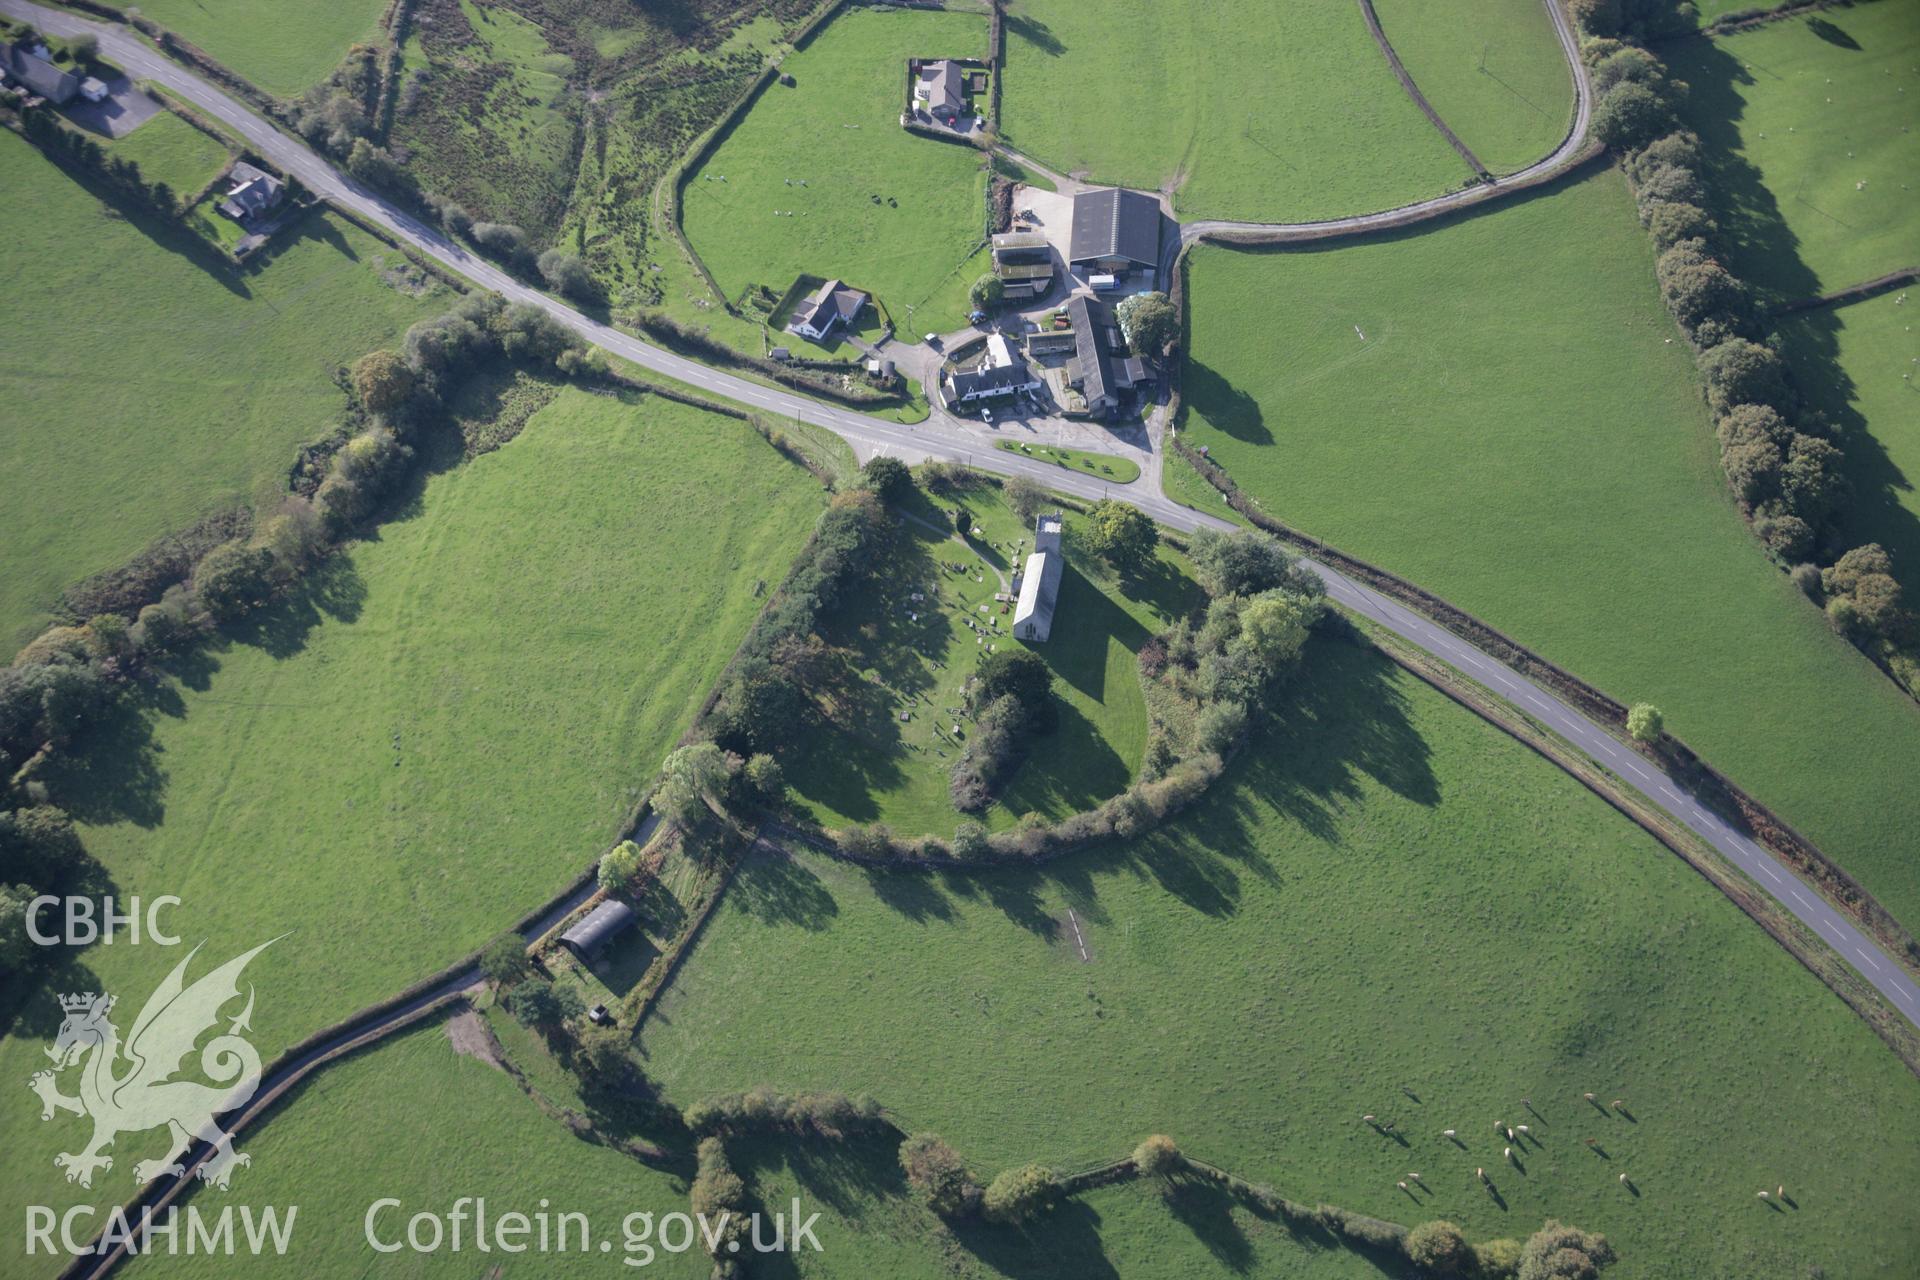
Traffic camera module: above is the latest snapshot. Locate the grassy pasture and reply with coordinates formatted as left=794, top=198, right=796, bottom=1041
left=106, top=0, right=390, bottom=96
left=0, top=389, right=822, bottom=1235
left=1371, top=0, right=1576, bottom=173
left=998, top=0, right=1467, bottom=222
left=993, top=438, right=1142, bottom=484
left=0, top=131, right=439, bottom=649
left=1781, top=291, right=1920, bottom=583
left=1175, top=166, right=1920, bottom=930
left=106, top=110, right=230, bottom=197
left=680, top=6, right=993, bottom=337
left=781, top=485, right=1198, bottom=836
left=642, top=638, right=1920, bottom=1279
left=121, top=1017, right=705, bottom=1279
left=1664, top=5, right=1920, bottom=299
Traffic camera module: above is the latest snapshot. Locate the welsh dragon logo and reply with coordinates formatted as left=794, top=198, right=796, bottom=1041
left=28, top=939, right=276, bottom=1191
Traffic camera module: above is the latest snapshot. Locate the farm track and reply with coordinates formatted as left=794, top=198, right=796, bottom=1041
left=4, top=2, right=1916, bottom=1273
left=1180, top=0, right=1598, bottom=244
left=1355, top=0, right=1489, bottom=177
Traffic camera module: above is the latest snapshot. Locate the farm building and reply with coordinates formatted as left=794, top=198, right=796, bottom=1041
left=1012, top=513, right=1065, bottom=643
left=218, top=162, right=285, bottom=222
left=560, top=899, right=636, bottom=965
left=1056, top=294, right=1155, bottom=421
left=789, top=278, right=869, bottom=341
left=913, top=59, right=966, bottom=123
left=1068, top=187, right=1164, bottom=275
left=1, top=43, right=79, bottom=105
left=992, top=229, right=1055, bottom=300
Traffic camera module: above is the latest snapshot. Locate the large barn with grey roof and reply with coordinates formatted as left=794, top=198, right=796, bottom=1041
left=1067, top=188, right=1164, bottom=275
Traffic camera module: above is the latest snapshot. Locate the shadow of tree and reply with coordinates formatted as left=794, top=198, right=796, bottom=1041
left=729, top=849, right=839, bottom=931
left=1805, top=17, right=1862, bottom=50
left=1182, top=359, right=1270, bottom=444
left=1004, top=12, right=1067, bottom=58
left=1660, top=33, right=1828, bottom=300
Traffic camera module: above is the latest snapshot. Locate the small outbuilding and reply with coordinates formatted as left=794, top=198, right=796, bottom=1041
left=559, top=899, right=636, bottom=965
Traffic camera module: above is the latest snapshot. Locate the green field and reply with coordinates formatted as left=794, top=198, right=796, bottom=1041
left=1665, top=4, right=1920, bottom=299
left=1372, top=0, right=1576, bottom=174
left=643, top=638, right=1920, bottom=1279
left=122, top=1016, right=705, bottom=1279
left=681, top=6, right=990, bottom=336
left=994, top=438, right=1142, bottom=484
left=782, top=485, right=1197, bottom=836
left=1175, top=167, right=1920, bottom=931
left=106, top=0, right=389, bottom=96
left=0, top=131, right=439, bottom=649
left=107, top=110, right=231, bottom=198
left=0, top=389, right=822, bottom=1235
left=999, top=0, right=1467, bottom=222
left=1783, top=291, right=1920, bottom=582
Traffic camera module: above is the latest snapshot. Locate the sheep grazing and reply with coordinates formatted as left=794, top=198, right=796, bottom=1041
left=1505, top=1126, right=1517, bottom=1142
left=1504, top=1146, right=1513, bottom=1161
left=1584, top=1092, right=1596, bottom=1101
left=1477, top=1167, right=1488, bottom=1182
left=1619, top=1173, right=1630, bottom=1185
left=1397, top=1181, right=1409, bottom=1191
left=1777, top=1185, right=1785, bottom=1198
left=1494, top=1120, right=1505, bottom=1134
left=1757, top=1191, right=1770, bottom=1200
left=1442, top=1129, right=1456, bottom=1139
left=1409, top=1173, right=1423, bottom=1183
left=1611, top=1099, right=1625, bottom=1109
left=1362, top=1114, right=1376, bottom=1124
left=1517, top=1124, right=1530, bottom=1134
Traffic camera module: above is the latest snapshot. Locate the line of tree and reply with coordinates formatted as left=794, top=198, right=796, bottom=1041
left=683, top=1088, right=886, bottom=1140
left=13, top=102, right=178, bottom=216
left=0, top=292, right=598, bottom=985
left=1582, top=27, right=1917, bottom=698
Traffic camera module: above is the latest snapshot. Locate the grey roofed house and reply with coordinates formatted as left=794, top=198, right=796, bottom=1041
left=947, top=359, right=1040, bottom=403
left=560, top=899, right=636, bottom=963
left=2, top=44, right=79, bottom=104
left=1012, top=513, right=1065, bottom=642
left=1067, top=187, right=1163, bottom=272
left=789, top=278, right=868, bottom=340
left=915, top=59, right=966, bottom=121
left=217, top=161, right=286, bottom=221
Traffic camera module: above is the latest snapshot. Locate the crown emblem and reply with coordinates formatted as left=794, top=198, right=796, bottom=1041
left=59, top=992, right=102, bottom=1013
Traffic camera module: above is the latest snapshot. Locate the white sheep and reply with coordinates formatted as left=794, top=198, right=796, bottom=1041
left=1442, top=1129, right=1456, bottom=1139
left=1504, top=1146, right=1513, bottom=1161
left=1362, top=1114, right=1376, bottom=1124
left=1517, top=1125, right=1530, bottom=1135
left=1506, top=1126, right=1517, bottom=1142
left=1619, top=1173, right=1630, bottom=1185
left=1477, top=1167, right=1488, bottom=1182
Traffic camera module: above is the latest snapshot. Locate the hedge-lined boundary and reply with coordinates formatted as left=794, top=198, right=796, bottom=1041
left=1775, top=266, right=1919, bottom=316
left=322, top=196, right=473, bottom=294
left=1368, top=619, right=1920, bottom=1080
left=654, top=0, right=852, bottom=317
left=1166, top=434, right=1920, bottom=979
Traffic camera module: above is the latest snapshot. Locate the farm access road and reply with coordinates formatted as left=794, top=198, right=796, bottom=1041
left=5, top=12, right=1916, bottom=1253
